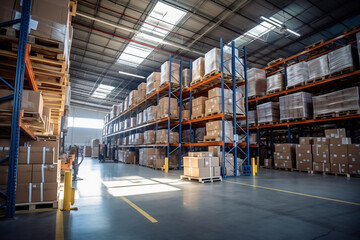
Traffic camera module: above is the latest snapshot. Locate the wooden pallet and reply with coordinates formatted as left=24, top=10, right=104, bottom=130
left=292, top=169, right=312, bottom=174
left=180, top=175, right=222, bottom=183
left=266, top=88, right=282, bottom=94
left=329, top=66, right=354, bottom=77
left=258, top=121, right=278, bottom=126
left=203, top=136, right=223, bottom=142
left=191, top=114, right=205, bottom=119
left=249, top=95, right=261, bottom=100
left=305, top=75, right=328, bottom=84
left=286, top=82, right=305, bottom=89
left=274, top=167, right=295, bottom=172
left=190, top=77, right=203, bottom=86
left=305, top=40, right=324, bottom=50
left=181, top=117, right=190, bottom=121
left=280, top=117, right=308, bottom=123
left=267, top=58, right=284, bottom=67
left=260, top=166, right=273, bottom=169
left=15, top=200, right=58, bottom=211
left=314, top=112, right=336, bottom=119
left=336, top=110, right=360, bottom=117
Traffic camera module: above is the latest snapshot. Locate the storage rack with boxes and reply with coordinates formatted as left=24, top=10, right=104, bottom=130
left=246, top=28, right=360, bottom=175
left=0, top=0, right=74, bottom=218
left=102, top=56, right=184, bottom=170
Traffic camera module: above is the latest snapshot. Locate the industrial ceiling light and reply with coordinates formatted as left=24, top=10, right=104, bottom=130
left=260, top=16, right=300, bottom=37
left=118, top=71, right=146, bottom=79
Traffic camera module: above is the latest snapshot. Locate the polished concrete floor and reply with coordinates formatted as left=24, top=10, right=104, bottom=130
left=1, top=158, right=360, bottom=240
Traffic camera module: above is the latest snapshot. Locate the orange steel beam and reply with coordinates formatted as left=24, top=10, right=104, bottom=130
left=249, top=70, right=360, bottom=103
left=248, top=114, right=360, bottom=130
left=182, top=113, right=246, bottom=125
left=24, top=44, right=38, bottom=91
left=180, top=142, right=258, bottom=147
left=264, top=27, right=360, bottom=70
left=183, top=73, right=222, bottom=93
left=19, top=110, right=36, bottom=140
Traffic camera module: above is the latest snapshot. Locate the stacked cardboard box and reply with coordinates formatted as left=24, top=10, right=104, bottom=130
left=182, top=129, right=190, bottom=143
left=204, top=48, right=243, bottom=78
left=183, top=152, right=220, bottom=178
left=110, top=104, right=118, bottom=119
left=307, top=54, right=329, bottom=80
left=274, top=144, right=296, bottom=168
left=247, top=68, right=267, bottom=97
left=205, top=88, right=243, bottom=116
left=312, top=87, right=360, bottom=116
left=264, top=159, right=272, bottom=168
left=84, top=146, right=91, bottom=157
left=205, top=120, right=233, bottom=142
left=123, top=96, right=129, bottom=111
left=146, top=72, right=161, bottom=95
left=312, top=137, right=330, bottom=172
left=128, top=90, right=138, bottom=107
left=182, top=69, right=190, bottom=88
left=158, top=97, right=179, bottom=119
left=192, top=96, right=207, bottom=119
left=128, top=133, right=144, bottom=145
left=182, top=110, right=190, bottom=120
left=328, top=45, right=354, bottom=74
left=160, top=61, right=180, bottom=87
left=266, top=73, right=283, bottom=93
left=348, top=144, right=360, bottom=174
left=142, top=109, right=147, bottom=123
left=118, top=150, right=136, bottom=164
left=137, top=83, right=147, bottom=103
left=296, top=137, right=313, bottom=171
left=146, top=105, right=157, bottom=122
left=144, top=130, right=156, bottom=144
left=130, top=117, right=136, bottom=128
left=286, top=62, right=309, bottom=87
left=279, top=92, right=313, bottom=121
left=156, top=130, right=179, bottom=144
left=91, top=139, right=99, bottom=158
left=257, top=102, right=279, bottom=124
left=137, top=111, right=143, bottom=125
left=192, top=57, right=205, bottom=82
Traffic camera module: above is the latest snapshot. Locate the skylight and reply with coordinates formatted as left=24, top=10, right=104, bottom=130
left=233, top=21, right=275, bottom=47
left=117, top=2, right=186, bottom=67
left=92, top=84, right=115, bottom=99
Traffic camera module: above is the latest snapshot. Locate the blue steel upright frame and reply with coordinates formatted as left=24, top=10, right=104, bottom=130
left=0, top=0, right=32, bottom=218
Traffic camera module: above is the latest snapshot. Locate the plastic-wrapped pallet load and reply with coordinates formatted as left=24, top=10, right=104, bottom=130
left=247, top=68, right=266, bottom=97
left=192, top=57, right=205, bottom=82
left=142, top=109, right=147, bottom=123
left=328, top=45, right=354, bottom=74
left=156, top=130, right=179, bottom=144
left=266, top=73, right=283, bottom=93
left=182, top=69, right=190, bottom=88
left=160, top=61, right=180, bottom=87
left=205, top=120, right=233, bottom=142
left=195, top=127, right=206, bottom=142
left=136, top=111, right=143, bottom=125
left=312, top=86, right=360, bottom=117
left=158, top=97, right=179, bottom=119
left=286, top=62, right=309, bottom=87
left=279, top=92, right=313, bottom=121
left=146, top=105, right=157, bottom=122
left=144, top=130, right=156, bottom=144
left=357, top=32, right=360, bottom=62
left=116, top=103, right=123, bottom=116
left=146, top=72, right=161, bottom=95
left=307, top=54, right=329, bottom=80
left=204, top=48, right=244, bottom=78
left=257, top=102, right=280, bottom=124
left=137, top=82, right=147, bottom=103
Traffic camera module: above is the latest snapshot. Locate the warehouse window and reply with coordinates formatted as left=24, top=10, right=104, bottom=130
left=117, top=2, right=186, bottom=67
left=68, top=117, right=104, bottom=129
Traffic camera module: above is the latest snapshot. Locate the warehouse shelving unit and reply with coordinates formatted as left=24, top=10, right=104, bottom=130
left=249, top=27, right=360, bottom=164
left=179, top=38, right=253, bottom=177
left=102, top=56, right=183, bottom=168
left=0, top=0, right=32, bottom=218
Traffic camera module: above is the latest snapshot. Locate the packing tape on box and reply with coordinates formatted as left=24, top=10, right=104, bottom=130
left=42, top=147, right=46, bottom=164
left=27, top=146, right=30, bottom=164
left=28, top=183, right=32, bottom=203
left=41, top=164, right=44, bottom=182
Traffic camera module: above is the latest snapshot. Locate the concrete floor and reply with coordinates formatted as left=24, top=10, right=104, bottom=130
left=1, top=158, right=360, bottom=240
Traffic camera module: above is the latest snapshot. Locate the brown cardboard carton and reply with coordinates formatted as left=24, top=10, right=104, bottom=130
left=188, top=152, right=213, bottom=157
left=28, top=140, right=59, bottom=161
left=208, top=88, right=233, bottom=99
left=184, top=166, right=191, bottom=176
left=18, top=146, right=30, bottom=164
left=17, top=164, right=32, bottom=184
left=192, top=104, right=206, bottom=118
left=274, top=159, right=285, bottom=168
left=84, top=146, right=91, bottom=157
left=314, top=137, right=330, bottom=144
left=349, top=164, right=360, bottom=175
left=330, top=143, right=348, bottom=163
left=32, top=164, right=58, bottom=183
left=43, top=182, right=58, bottom=202
left=30, top=147, right=55, bottom=164
left=144, top=130, right=156, bottom=144
left=191, top=167, right=212, bottom=178
left=213, top=166, right=221, bottom=176
left=299, top=137, right=313, bottom=145
left=0, top=166, right=8, bottom=185
left=22, top=90, right=44, bottom=117
left=16, top=183, right=30, bottom=203
left=296, top=154, right=312, bottom=171
left=124, top=151, right=136, bottom=164
left=264, top=159, right=272, bottom=167
left=192, top=96, right=208, bottom=107
left=274, top=144, right=296, bottom=153
left=183, top=157, right=205, bottom=168
left=296, top=144, right=312, bottom=154
left=329, top=137, right=351, bottom=145
left=208, top=146, right=220, bottom=157
left=325, top=128, right=346, bottom=138
left=158, top=97, right=179, bottom=118
left=204, top=157, right=220, bottom=167
left=313, top=162, right=331, bottom=172
left=283, top=160, right=294, bottom=168
left=330, top=163, right=348, bottom=174
left=348, top=144, right=360, bottom=165
left=182, top=110, right=190, bottom=120
left=313, top=153, right=329, bottom=163
left=31, top=183, right=43, bottom=202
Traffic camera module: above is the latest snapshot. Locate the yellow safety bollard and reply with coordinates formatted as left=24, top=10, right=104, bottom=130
left=162, top=157, right=169, bottom=173
left=62, top=171, right=77, bottom=211
left=251, top=157, right=256, bottom=176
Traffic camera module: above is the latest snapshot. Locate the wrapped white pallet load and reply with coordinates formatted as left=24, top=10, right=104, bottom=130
left=279, top=92, right=313, bottom=121
left=146, top=72, right=161, bottom=95
left=286, top=62, right=309, bottom=87
left=257, top=102, right=280, bottom=124
left=357, top=32, right=360, bottom=62
left=182, top=68, right=190, bottom=88
left=328, top=45, right=354, bottom=74
left=247, top=68, right=267, bottom=97
left=192, top=57, right=205, bottom=82
left=267, top=73, right=283, bottom=93
left=307, top=54, right=329, bottom=80
left=160, top=61, right=180, bottom=87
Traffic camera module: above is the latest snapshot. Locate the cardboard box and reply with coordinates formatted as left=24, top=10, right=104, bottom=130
left=18, top=146, right=30, bottom=164
left=208, top=88, right=233, bottom=99
left=264, top=158, right=272, bottom=168
left=296, top=153, right=312, bottom=171
left=28, top=140, right=59, bottom=162
left=330, top=163, right=348, bottom=174
left=144, top=130, right=156, bottom=144
left=192, top=96, right=207, bottom=107
left=22, top=90, right=44, bottom=117
left=314, top=137, right=330, bottom=144
left=43, top=182, right=58, bottom=202
left=329, top=137, right=351, bottom=145
left=182, top=110, right=190, bottom=120
left=188, top=152, right=213, bottom=157
left=30, top=147, right=55, bottom=164
left=184, top=166, right=191, bottom=176
left=325, top=128, right=346, bottom=138
left=0, top=166, right=8, bottom=185
left=204, top=157, right=220, bottom=167
left=183, top=157, right=205, bottom=168
left=274, top=159, right=285, bottom=168
left=299, top=137, right=313, bottom=145
left=17, top=164, right=32, bottom=183
left=313, top=162, right=331, bottom=172
left=330, top=143, right=348, bottom=163
left=274, top=144, right=296, bottom=153
left=349, top=164, right=360, bottom=175
left=84, top=146, right=91, bottom=157
left=124, top=151, right=136, bottom=164
left=213, top=166, right=221, bottom=176
left=16, top=183, right=30, bottom=203
left=191, top=167, right=212, bottom=178
left=208, top=146, right=220, bottom=157
left=158, top=97, right=178, bottom=118
left=32, top=164, right=58, bottom=183
left=296, top=144, right=312, bottom=154
left=348, top=144, right=360, bottom=165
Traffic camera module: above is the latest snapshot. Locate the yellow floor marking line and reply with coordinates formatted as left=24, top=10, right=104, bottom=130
left=120, top=196, right=158, bottom=223
left=224, top=180, right=360, bottom=206
left=56, top=200, right=64, bottom=240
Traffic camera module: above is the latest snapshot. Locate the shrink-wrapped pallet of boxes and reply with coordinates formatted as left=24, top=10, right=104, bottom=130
left=195, top=127, right=206, bottom=142
left=204, top=120, right=233, bottom=142
left=142, top=108, right=147, bottom=123
left=182, top=69, right=190, bottom=88
left=296, top=138, right=313, bottom=171
left=156, top=130, right=179, bottom=144
left=192, top=57, right=205, bottom=83
left=133, top=133, right=144, bottom=145
left=240, top=110, right=257, bottom=127
left=161, top=61, right=180, bottom=87
left=144, top=130, right=156, bottom=144
left=123, top=96, right=129, bottom=111
left=247, top=68, right=267, bottom=98
left=128, top=90, right=137, bottom=107
left=116, top=103, right=123, bottom=116
left=183, top=152, right=221, bottom=178
left=146, top=105, right=157, bottom=122
left=286, top=62, right=309, bottom=88
left=257, top=102, right=280, bottom=124
left=130, top=117, right=136, bottom=128
left=146, top=72, right=161, bottom=95
left=328, top=45, right=354, bottom=74
left=205, top=88, right=244, bottom=116
left=136, top=111, right=143, bottom=125
left=312, top=86, right=360, bottom=118
left=158, top=97, right=179, bottom=119
left=266, top=73, right=283, bottom=93
left=279, top=92, right=313, bottom=122
left=91, top=139, right=100, bottom=158
left=307, top=54, right=329, bottom=81
left=110, top=104, right=117, bottom=119
left=137, top=83, right=147, bottom=103
left=192, top=96, right=207, bottom=119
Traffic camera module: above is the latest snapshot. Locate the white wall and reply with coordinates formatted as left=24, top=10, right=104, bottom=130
left=65, top=106, right=106, bottom=147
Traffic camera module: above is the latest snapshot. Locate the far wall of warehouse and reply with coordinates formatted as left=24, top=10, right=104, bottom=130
left=65, top=106, right=106, bottom=148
